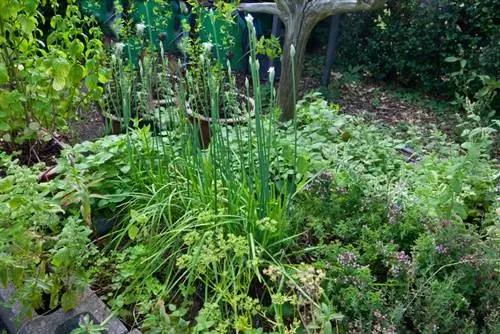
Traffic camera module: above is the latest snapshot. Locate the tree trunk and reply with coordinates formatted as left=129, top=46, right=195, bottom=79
left=278, top=6, right=319, bottom=121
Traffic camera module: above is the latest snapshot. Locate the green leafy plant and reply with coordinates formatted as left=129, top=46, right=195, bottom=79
left=182, top=1, right=247, bottom=119
left=445, top=55, right=499, bottom=126
left=40, top=3, right=498, bottom=333
left=71, top=313, right=109, bottom=334
left=0, top=154, right=95, bottom=317
left=257, top=34, right=282, bottom=61
left=0, top=0, right=107, bottom=153
left=337, top=0, right=499, bottom=98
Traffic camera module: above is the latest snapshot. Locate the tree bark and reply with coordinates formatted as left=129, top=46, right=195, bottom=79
left=278, top=5, right=318, bottom=121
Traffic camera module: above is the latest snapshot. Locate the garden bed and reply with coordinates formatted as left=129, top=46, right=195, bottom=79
left=1, top=1, right=498, bottom=333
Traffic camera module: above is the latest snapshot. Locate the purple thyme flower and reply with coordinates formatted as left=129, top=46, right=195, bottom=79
left=390, top=251, right=412, bottom=277
left=395, top=251, right=411, bottom=263
left=338, top=251, right=359, bottom=268
left=304, top=172, right=333, bottom=201
left=435, top=244, right=449, bottom=255
left=388, top=202, right=403, bottom=224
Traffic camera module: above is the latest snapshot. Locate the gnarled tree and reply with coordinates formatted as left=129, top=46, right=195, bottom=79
left=240, top=0, right=386, bottom=120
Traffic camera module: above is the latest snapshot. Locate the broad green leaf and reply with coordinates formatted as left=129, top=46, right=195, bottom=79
left=0, top=178, right=13, bottom=193
left=28, top=121, right=40, bottom=131
left=128, top=225, right=139, bottom=240
left=68, top=64, right=85, bottom=84
left=341, top=131, right=352, bottom=141
left=323, top=322, right=333, bottom=334
left=9, top=196, right=26, bottom=209
left=297, top=155, right=309, bottom=175
left=68, top=40, right=84, bottom=59
left=454, top=203, right=467, bottom=220
left=333, top=118, right=346, bottom=127
left=98, top=69, right=110, bottom=84
left=52, top=76, right=66, bottom=91
left=94, top=151, right=114, bottom=162
left=120, top=165, right=131, bottom=174
left=85, top=75, right=98, bottom=92
left=52, top=58, right=70, bottom=77
left=19, top=16, right=36, bottom=35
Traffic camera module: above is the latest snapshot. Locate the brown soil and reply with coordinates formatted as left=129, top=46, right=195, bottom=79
left=1, top=139, right=63, bottom=166
left=336, top=80, right=458, bottom=142
left=71, top=103, right=106, bottom=143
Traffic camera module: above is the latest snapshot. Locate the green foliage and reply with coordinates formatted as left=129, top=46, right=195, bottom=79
left=75, top=89, right=498, bottom=332
left=284, top=95, right=498, bottom=332
left=0, top=0, right=107, bottom=146
left=336, top=0, right=499, bottom=100
left=70, top=314, right=108, bottom=334
left=182, top=1, right=246, bottom=118
left=52, top=134, right=135, bottom=213
left=0, top=154, right=95, bottom=317
left=5, top=3, right=493, bottom=331
left=445, top=55, right=499, bottom=125
left=256, top=35, right=282, bottom=61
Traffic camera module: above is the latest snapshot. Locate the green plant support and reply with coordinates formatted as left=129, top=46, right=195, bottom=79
left=198, top=8, right=247, bottom=71
left=131, top=0, right=179, bottom=52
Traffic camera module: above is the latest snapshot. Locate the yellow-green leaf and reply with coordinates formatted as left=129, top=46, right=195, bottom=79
left=52, top=76, right=66, bottom=91
left=128, top=225, right=139, bottom=240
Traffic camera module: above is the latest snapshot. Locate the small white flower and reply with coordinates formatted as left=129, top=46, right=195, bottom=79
left=202, top=41, right=213, bottom=55
left=245, top=14, right=254, bottom=25
left=268, top=66, right=275, bottom=81
left=16, top=64, right=24, bottom=71
left=226, top=59, right=232, bottom=76
left=114, top=42, right=125, bottom=56
left=290, top=44, right=296, bottom=58
left=136, top=23, right=146, bottom=36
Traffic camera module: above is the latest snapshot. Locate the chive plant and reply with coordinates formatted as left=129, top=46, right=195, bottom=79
left=100, top=12, right=302, bottom=331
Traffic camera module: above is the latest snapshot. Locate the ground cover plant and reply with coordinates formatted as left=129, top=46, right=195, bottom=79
left=0, top=1, right=499, bottom=334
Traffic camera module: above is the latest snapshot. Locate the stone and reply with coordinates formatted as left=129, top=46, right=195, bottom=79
left=0, top=286, right=139, bottom=334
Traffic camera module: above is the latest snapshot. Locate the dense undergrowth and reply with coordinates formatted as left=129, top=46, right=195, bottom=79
left=0, top=1, right=499, bottom=333
left=2, top=89, right=498, bottom=332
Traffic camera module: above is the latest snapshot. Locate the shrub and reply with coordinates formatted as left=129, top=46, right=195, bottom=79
left=336, top=0, right=500, bottom=98
left=0, top=0, right=107, bottom=150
